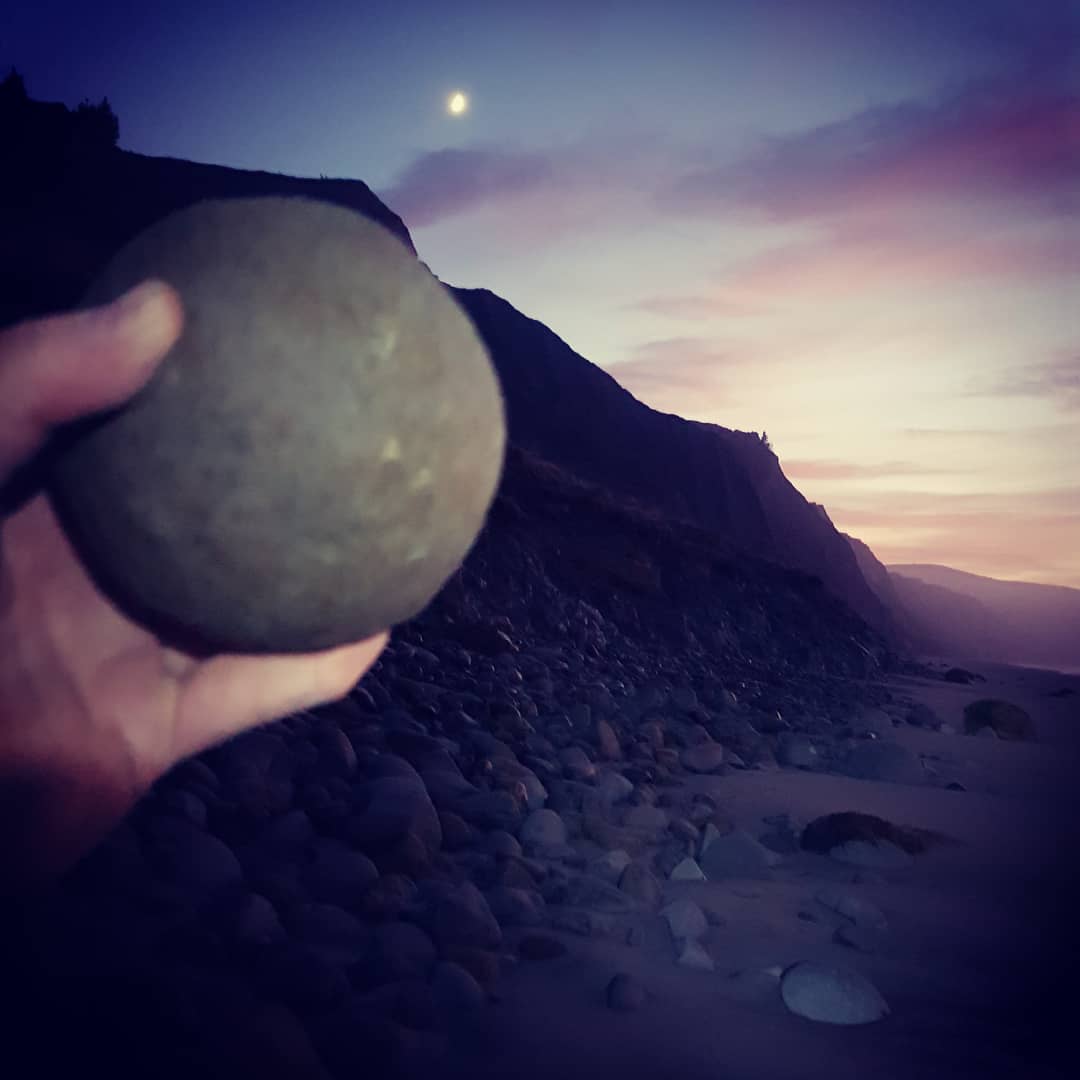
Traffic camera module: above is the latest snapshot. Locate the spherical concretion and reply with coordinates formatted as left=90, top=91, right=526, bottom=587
left=48, top=196, right=506, bottom=653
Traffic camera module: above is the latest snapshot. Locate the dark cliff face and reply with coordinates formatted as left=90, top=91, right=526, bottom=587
left=843, top=533, right=919, bottom=644
left=1, top=147, right=415, bottom=327
left=449, top=289, right=769, bottom=547
left=453, top=287, right=889, bottom=631
left=426, top=443, right=892, bottom=682
left=0, top=88, right=414, bottom=327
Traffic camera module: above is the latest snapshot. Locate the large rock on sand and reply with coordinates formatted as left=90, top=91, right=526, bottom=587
left=963, top=699, right=1035, bottom=741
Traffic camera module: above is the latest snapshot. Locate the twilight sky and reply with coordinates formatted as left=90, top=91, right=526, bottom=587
left=5, top=0, right=1079, bottom=585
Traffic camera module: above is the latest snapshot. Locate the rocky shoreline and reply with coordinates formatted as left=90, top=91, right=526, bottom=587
left=9, top=450, right=1077, bottom=1079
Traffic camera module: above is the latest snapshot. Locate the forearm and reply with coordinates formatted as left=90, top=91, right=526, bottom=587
left=0, top=560, right=150, bottom=898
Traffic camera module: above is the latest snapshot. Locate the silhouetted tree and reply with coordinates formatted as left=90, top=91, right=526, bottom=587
left=761, top=431, right=773, bottom=450
left=1, top=67, right=28, bottom=102
left=73, top=96, right=119, bottom=148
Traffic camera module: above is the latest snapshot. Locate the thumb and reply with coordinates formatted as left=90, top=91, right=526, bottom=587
left=0, top=280, right=184, bottom=480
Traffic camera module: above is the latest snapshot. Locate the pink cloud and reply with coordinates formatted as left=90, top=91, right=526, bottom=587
left=727, top=223, right=1075, bottom=303
left=968, top=352, right=1080, bottom=410
left=608, top=337, right=740, bottom=400
left=627, top=292, right=772, bottom=320
left=830, top=488, right=1080, bottom=587
left=783, top=459, right=961, bottom=481
left=379, top=146, right=554, bottom=227
left=665, top=75, right=1079, bottom=222
left=380, top=129, right=680, bottom=243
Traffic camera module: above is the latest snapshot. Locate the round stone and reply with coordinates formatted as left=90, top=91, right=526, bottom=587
left=780, top=961, right=890, bottom=1025
left=49, top=196, right=506, bottom=653
left=606, top=972, right=647, bottom=1012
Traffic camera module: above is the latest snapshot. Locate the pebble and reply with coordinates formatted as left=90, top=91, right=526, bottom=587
left=485, top=830, right=524, bottom=858
left=660, top=899, right=708, bottom=941
left=217, top=890, right=287, bottom=948
left=518, top=808, right=568, bottom=850
left=142, top=817, right=244, bottom=897
left=302, top=840, right=379, bottom=908
left=840, top=741, right=925, bottom=785
left=253, top=943, right=351, bottom=1015
left=829, top=840, right=913, bottom=869
left=441, top=945, right=501, bottom=991
left=622, top=805, right=669, bottom=831
left=814, top=888, right=888, bottom=929
left=618, top=862, right=663, bottom=909
left=550, top=908, right=614, bottom=937
left=596, top=769, right=635, bottom=806
left=438, top=810, right=472, bottom=850
left=724, top=967, right=782, bottom=1002
left=348, top=776, right=442, bottom=855
left=595, top=719, right=622, bottom=760
left=427, top=881, right=503, bottom=950
left=669, top=817, right=700, bottom=846
left=518, top=934, right=568, bottom=961
left=676, top=938, right=715, bottom=971
left=560, top=746, right=597, bottom=781
left=484, top=886, right=546, bottom=926
left=680, top=741, right=726, bottom=774
left=607, top=973, right=647, bottom=1011
left=700, top=829, right=782, bottom=879
left=780, top=961, right=890, bottom=1024
left=591, top=848, right=633, bottom=884
left=355, top=921, right=438, bottom=987
left=698, top=821, right=723, bottom=856
left=158, top=788, right=209, bottom=828
left=834, top=924, right=881, bottom=953
left=430, top=962, right=486, bottom=1016
left=777, top=733, right=818, bottom=768
left=670, top=857, right=706, bottom=881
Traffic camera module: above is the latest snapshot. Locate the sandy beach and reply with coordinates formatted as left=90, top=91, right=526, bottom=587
left=436, top=660, right=1080, bottom=1080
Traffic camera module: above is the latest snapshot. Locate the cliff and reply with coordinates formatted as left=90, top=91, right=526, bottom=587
left=2, top=82, right=891, bottom=641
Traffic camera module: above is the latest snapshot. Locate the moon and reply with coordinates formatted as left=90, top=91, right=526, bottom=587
left=447, top=90, right=469, bottom=116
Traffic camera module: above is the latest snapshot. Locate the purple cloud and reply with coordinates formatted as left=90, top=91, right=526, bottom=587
left=611, top=337, right=750, bottom=387
left=663, top=63, right=1079, bottom=222
left=970, top=352, right=1080, bottom=410
left=379, top=146, right=555, bottom=227
left=601, top=337, right=754, bottom=414
left=627, top=292, right=771, bottom=320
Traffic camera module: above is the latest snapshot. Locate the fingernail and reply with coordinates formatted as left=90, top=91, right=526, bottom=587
left=110, top=280, right=176, bottom=351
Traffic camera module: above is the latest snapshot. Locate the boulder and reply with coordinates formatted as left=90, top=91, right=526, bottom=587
left=963, top=699, right=1035, bottom=741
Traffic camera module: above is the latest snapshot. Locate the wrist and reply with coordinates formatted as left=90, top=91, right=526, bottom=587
left=0, top=737, right=145, bottom=899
